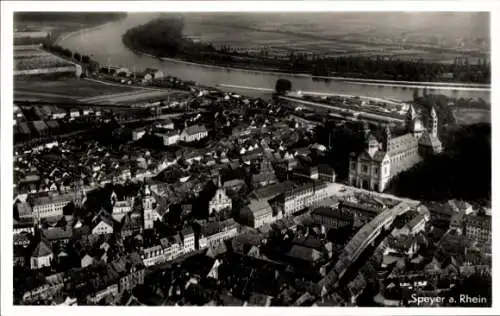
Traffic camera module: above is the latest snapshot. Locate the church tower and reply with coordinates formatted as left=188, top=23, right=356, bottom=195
left=430, top=106, right=438, bottom=137
left=143, top=185, right=155, bottom=230
left=366, top=134, right=379, bottom=157
left=405, top=104, right=418, bottom=132
left=383, top=125, right=392, bottom=152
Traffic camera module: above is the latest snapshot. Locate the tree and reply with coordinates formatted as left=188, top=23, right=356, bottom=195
left=62, top=48, right=72, bottom=58
left=274, top=79, right=292, bottom=95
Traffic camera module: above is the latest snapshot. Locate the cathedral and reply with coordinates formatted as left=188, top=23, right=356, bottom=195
left=348, top=104, right=442, bottom=192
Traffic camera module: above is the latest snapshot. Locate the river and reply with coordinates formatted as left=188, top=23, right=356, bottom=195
left=58, top=13, right=490, bottom=102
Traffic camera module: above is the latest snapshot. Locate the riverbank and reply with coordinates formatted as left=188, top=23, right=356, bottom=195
left=56, top=14, right=490, bottom=102
left=120, top=18, right=490, bottom=90
left=55, top=14, right=128, bottom=46
left=126, top=41, right=491, bottom=93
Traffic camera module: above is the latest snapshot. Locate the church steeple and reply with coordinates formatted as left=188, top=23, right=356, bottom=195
left=366, top=133, right=379, bottom=157
left=383, top=125, right=392, bottom=152
left=430, top=106, right=438, bottom=137
left=406, top=104, right=418, bottom=132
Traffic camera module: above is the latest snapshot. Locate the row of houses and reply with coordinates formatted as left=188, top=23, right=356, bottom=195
left=141, top=220, right=239, bottom=267
left=133, top=123, right=208, bottom=144
left=22, top=252, right=145, bottom=305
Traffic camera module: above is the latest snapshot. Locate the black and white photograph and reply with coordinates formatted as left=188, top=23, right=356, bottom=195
left=1, top=1, right=497, bottom=314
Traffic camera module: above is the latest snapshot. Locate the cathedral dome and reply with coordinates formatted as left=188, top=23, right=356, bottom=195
left=412, top=118, right=424, bottom=132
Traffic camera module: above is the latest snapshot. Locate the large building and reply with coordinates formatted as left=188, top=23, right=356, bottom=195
left=28, top=189, right=86, bottom=221
left=464, top=215, right=491, bottom=247
left=283, top=181, right=335, bottom=216
left=311, top=206, right=353, bottom=229
left=239, top=198, right=274, bottom=228
left=180, top=124, right=208, bottom=143
left=209, top=177, right=232, bottom=215
left=252, top=158, right=277, bottom=188
left=348, top=105, right=442, bottom=192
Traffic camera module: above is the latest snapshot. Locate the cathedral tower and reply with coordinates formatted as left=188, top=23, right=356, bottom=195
left=430, top=106, right=438, bottom=137
left=383, top=125, right=392, bottom=152
left=405, top=104, right=418, bottom=132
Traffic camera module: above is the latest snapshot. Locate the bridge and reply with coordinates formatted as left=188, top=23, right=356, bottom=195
left=316, top=201, right=414, bottom=295
left=279, top=96, right=405, bottom=124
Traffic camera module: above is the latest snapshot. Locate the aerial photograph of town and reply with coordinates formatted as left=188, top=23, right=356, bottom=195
left=5, top=5, right=493, bottom=311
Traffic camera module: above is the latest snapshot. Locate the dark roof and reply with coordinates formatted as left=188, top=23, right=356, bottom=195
left=18, top=122, right=31, bottom=135
left=32, top=120, right=48, bottom=133
left=31, top=239, right=53, bottom=257
left=206, top=243, right=227, bottom=258
left=292, top=236, right=324, bottom=250
left=42, top=227, right=73, bottom=241
left=339, top=200, right=380, bottom=216
left=46, top=120, right=60, bottom=130
left=285, top=245, right=321, bottom=262
left=201, top=219, right=237, bottom=236
left=425, top=202, right=455, bottom=219
left=251, top=183, right=284, bottom=200
left=311, top=206, right=352, bottom=221
left=181, top=254, right=215, bottom=277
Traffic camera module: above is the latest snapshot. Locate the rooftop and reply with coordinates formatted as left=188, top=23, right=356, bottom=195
left=311, top=206, right=352, bottom=221
left=31, top=239, right=53, bottom=257
left=183, top=124, right=207, bottom=136
left=29, top=191, right=73, bottom=207
left=244, top=198, right=272, bottom=217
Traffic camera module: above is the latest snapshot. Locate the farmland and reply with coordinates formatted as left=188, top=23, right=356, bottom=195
left=178, top=12, right=490, bottom=63
left=124, top=13, right=490, bottom=84
left=14, top=77, right=188, bottom=105
left=14, top=49, right=74, bottom=72
left=15, top=77, right=137, bottom=97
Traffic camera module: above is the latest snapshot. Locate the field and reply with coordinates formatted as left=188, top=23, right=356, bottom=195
left=14, top=78, right=139, bottom=101
left=452, top=108, right=491, bottom=125
left=14, top=77, right=188, bottom=105
left=15, top=54, right=73, bottom=72
left=177, top=12, right=490, bottom=63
